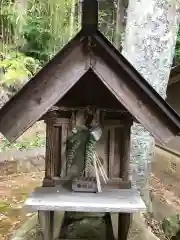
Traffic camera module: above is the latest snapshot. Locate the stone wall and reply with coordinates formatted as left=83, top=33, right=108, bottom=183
left=0, top=147, right=45, bottom=176
left=1, top=145, right=180, bottom=180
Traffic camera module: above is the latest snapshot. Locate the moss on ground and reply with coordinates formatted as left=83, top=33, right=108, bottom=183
left=0, top=201, right=11, bottom=213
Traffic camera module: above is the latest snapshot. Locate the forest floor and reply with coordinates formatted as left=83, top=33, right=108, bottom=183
left=0, top=123, right=45, bottom=240
left=0, top=171, right=180, bottom=239
left=144, top=173, right=180, bottom=239
left=0, top=171, right=44, bottom=240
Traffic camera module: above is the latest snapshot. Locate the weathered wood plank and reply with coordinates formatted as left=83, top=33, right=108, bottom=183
left=119, top=121, right=132, bottom=181
left=24, top=186, right=146, bottom=213
left=38, top=210, right=54, bottom=240
left=114, top=127, right=121, bottom=179
left=0, top=44, right=88, bottom=142
left=105, top=212, right=115, bottom=240
left=60, top=124, right=68, bottom=177
left=47, top=118, right=70, bottom=127
left=93, top=57, right=176, bottom=144
left=118, top=213, right=132, bottom=240
left=45, top=121, right=61, bottom=181
left=51, top=177, right=131, bottom=189
left=103, top=119, right=124, bottom=127
left=108, top=128, right=115, bottom=179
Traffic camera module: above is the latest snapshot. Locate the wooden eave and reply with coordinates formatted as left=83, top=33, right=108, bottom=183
left=91, top=31, right=180, bottom=131
left=0, top=30, right=180, bottom=144
left=0, top=30, right=87, bottom=142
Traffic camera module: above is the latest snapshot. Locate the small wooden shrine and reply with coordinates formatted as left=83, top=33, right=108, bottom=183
left=0, top=0, right=180, bottom=239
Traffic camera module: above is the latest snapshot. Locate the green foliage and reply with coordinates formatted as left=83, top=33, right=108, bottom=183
left=0, top=51, right=40, bottom=94
left=0, top=1, right=15, bottom=45
left=0, top=0, right=118, bottom=64
left=22, top=17, right=52, bottom=63
left=0, top=201, right=11, bottom=213
left=162, top=214, right=180, bottom=238
left=175, top=29, right=180, bottom=65
left=1, top=0, right=79, bottom=64
left=0, top=132, right=45, bottom=152
left=99, top=1, right=117, bottom=43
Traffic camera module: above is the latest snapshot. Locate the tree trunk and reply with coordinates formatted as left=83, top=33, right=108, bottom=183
left=14, top=0, right=28, bottom=45
left=69, top=0, right=76, bottom=39
left=122, top=0, right=180, bottom=209
left=115, top=0, right=128, bottom=50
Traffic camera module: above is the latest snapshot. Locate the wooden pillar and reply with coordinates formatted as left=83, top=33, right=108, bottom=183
left=40, top=116, right=69, bottom=240
left=60, top=122, right=68, bottom=177
left=107, top=119, right=123, bottom=180
left=43, top=121, right=61, bottom=186
left=119, top=119, right=132, bottom=181
left=107, top=117, right=132, bottom=181
left=105, top=213, right=115, bottom=239
left=40, top=119, right=61, bottom=240
left=108, top=128, right=115, bottom=179
left=118, top=117, right=132, bottom=240
left=39, top=211, right=54, bottom=240
left=118, top=213, right=131, bottom=240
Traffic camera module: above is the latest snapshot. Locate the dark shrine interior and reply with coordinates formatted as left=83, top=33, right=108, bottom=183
left=58, top=69, right=127, bottom=111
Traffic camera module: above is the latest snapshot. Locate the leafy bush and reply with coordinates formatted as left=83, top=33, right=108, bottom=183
left=0, top=51, right=40, bottom=96
left=162, top=214, right=180, bottom=239
left=21, top=17, right=52, bottom=63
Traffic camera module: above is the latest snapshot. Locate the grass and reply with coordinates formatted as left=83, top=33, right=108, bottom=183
left=0, top=201, right=11, bottom=213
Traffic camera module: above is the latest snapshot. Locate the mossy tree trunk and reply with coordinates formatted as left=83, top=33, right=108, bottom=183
left=122, top=0, right=180, bottom=209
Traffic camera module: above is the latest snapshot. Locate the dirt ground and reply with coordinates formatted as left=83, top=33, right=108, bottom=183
left=0, top=171, right=179, bottom=240
left=0, top=171, right=44, bottom=240
left=151, top=173, right=180, bottom=211
left=146, top=173, right=180, bottom=239
left=0, top=123, right=45, bottom=240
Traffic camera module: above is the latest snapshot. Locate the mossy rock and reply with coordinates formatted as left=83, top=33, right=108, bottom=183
left=64, top=217, right=106, bottom=240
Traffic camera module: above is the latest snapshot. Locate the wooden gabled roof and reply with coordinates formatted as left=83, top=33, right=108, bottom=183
left=0, top=29, right=180, bottom=144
